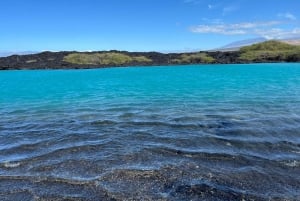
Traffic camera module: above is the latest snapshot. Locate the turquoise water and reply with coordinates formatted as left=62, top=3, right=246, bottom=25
left=0, top=64, right=300, bottom=200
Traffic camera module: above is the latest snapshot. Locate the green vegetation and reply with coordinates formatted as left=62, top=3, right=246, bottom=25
left=171, top=52, right=215, bottom=64
left=63, top=52, right=152, bottom=65
left=25, top=59, right=37, bottom=63
left=131, top=55, right=153, bottom=63
left=239, top=40, right=300, bottom=61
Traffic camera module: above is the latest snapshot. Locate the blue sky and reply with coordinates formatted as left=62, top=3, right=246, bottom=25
left=0, top=0, right=299, bottom=52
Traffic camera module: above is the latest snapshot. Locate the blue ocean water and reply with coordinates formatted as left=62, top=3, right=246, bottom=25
left=0, top=64, right=300, bottom=200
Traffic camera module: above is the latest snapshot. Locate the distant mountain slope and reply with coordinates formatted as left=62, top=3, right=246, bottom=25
left=218, top=37, right=300, bottom=52
left=222, top=37, right=267, bottom=49
left=239, top=40, right=300, bottom=61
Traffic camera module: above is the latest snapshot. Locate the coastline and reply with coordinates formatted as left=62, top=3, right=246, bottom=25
left=1, top=41, right=300, bottom=70
left=0, top=51, right=299, bottom=71
left=1, top=62, right=299, bottom=72
left=0, top=50, right=240, bottom=70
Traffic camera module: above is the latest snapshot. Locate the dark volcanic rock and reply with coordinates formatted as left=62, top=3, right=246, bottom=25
left=0, top=49, right=298, bottom=70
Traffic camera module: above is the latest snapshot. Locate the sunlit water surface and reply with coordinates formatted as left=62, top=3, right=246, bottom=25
left=0, top=64, right=300, bottom=200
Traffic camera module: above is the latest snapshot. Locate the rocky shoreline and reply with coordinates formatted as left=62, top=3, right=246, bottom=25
left=1, top=41, right=299, bottom=70
left=0, top=51, right=240, bottom=70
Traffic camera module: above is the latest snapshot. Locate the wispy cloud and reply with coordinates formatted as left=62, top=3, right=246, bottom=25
left=278, top=12, right=296, bottom=20
left=201, top=18, right=223, bottom=24
left=183, top=0, right=201, bottom=4
left=191, top=25, right=245, bottom=35
left=256, top=28, right=300, bottom=39
left=207, top=4, right=220, bottom=10
left=222, top=5, right=239, bottom=16
left=184, top=0, right=218, bottom=9
left=190, top=20, right=300, bottom=39
left=190, top=21, right=281, bottom=35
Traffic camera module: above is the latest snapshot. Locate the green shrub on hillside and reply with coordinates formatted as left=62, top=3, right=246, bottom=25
left=63, top=53, right=152, bottom=65
left=239, top=40, right=300, bottom=61
left=132, top=56, right=153, bottom=63
left=172, top=52, right=215, bottom=64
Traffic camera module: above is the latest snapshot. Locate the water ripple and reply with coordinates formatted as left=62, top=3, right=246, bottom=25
left=1, top=64, right=300, bottom=200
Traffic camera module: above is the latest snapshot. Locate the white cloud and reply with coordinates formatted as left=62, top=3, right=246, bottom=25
left=184, top=0, right=218, bottom=9
left=190, top=21, right=300, bottom=39
left=201, top=18, right=223, bottom=24
left=222, top=5, right=239, bottom=16
left=183, top=0, right=200, bottom=4
left=190, top=25, right=246, bottom=35
left=255, top=28, right=300, bottom=39
left=190, top=21, right=281, bottom=35
left=278, top=12, right=296, bottom=20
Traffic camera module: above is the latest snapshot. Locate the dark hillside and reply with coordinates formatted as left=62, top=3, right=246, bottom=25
left=0, top=41, right=299, bottom=70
